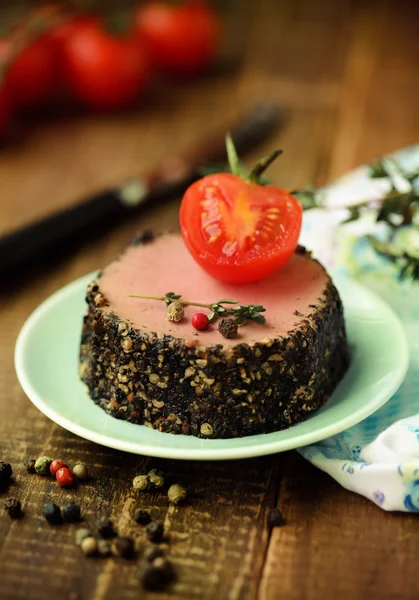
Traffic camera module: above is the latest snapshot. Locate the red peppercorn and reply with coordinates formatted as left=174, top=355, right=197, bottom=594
left=56, top=467, right=74, bottom=487
left=50, top=460, right=68, bottom=477
left=192, top=313, right=209, bottom=331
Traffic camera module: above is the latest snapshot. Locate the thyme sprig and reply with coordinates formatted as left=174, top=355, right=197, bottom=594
left=128, top=292, right=267, bottom=325
left=294, top=157, right=419, bottom=281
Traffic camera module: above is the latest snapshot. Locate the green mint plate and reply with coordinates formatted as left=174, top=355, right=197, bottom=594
left=14, top=272, right=408, bottom=460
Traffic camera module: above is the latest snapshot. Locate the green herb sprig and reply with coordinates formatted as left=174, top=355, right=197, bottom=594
left=294, top=158, right=419, bottom=281
left=128, top=293, right=267, bottom=325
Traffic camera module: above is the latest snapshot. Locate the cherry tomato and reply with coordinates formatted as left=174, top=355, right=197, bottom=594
left=0, top=35, right=58, bottom=109
left=49, top=460, right=68, bottom=476
left=180, top=173, right=303, bottom=284
left=61, top=21, right=150, bottom=110
left=135, top=1, right=220, bottom=77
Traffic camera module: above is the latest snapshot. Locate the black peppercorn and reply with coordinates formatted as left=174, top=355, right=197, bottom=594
left=135, top=509, right=151, bottom=525
left=62, top=502, right=81, bottom=523
left=145, top=521, right=164, bottom=543
left=0, top=462, right=12, bottom=488
left=24, top=459, right=36, bottom=473
left=114, top=536, right=135, bottom=559
left=4, top=498, right=23, bottom=519
left=218, top=318, right=238, bottom=339
left=42, top=503, right=62, bottom=524
left=97, top=517, right=116, bottom=539
left=144, top=544, right=164, bottom=563
left=139, top=562, right=165, bottom=591
left=267, top=508, right=285, bottom=528
left=152, top=557, right=173, bottom=581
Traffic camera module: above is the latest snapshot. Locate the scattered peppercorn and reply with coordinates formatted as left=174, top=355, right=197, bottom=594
left=139, top=561, right=165, bottom=591
left=97, top=517, right=116, bottom=539
left=56, top=467, right=74, bottom=487
left=139, top=556, right=174, bottom=590
left=0, top=462, right=13, bottom=488
left=75, top=528, right=92, bottom=546
left=80, top=536, right=97, bottom=556
left=97, top=539, right=112, bottom=557
left=146, top=521, right=164, bottom=543
left=42, top=503, right=62, bottom=524
left=50, top=460, right=68, bottom=477
left=135, top=509, right=151, bottom=525
left=72, top=463, right=89, bottom=481
left=167, top=483, right=187, bottom=505
left=114, top=536, right=135, bottom=559
left=34, top=456, right=54, bottom=476
left=147, top=469, right=165, bottom=488
left=4, top=498, right=23, bottom=519
left=62, top=502, right=81, bottom=523
left=152, top=556, right=173, bottom=580
left=144, top=544, right=164, bottom=562
left=166, top=301, right=185, bottom=322
left=218, top=317, right=239, bottom=339
left=192, top=312, right=209, bottom=331
left=24, top=459, right=36, bottom=473
left=133, top=474, right=149, bottom=491
left=267, top=508, right=285, bottom=528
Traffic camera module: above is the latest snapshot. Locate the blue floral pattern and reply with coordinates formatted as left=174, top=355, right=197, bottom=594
left=298, top=145, right=419, bottom=512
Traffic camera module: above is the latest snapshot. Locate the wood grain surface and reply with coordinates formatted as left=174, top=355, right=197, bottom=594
left=1, top=1, right=419, bottom=599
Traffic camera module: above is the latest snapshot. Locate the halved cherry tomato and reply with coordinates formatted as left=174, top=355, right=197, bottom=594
left=180, top=173, right=303, bottom=284
left=0, top=34, right=58, bottom=109
left=61, top=20, right=150, bottom=110
left=135, top=1, right=220, bottom=77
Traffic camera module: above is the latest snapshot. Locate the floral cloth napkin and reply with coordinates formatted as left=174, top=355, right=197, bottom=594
left=297, top=145, right=419, bottom=512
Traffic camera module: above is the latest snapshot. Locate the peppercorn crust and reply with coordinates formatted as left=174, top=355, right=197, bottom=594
left=80, top=232, right=350, bottom=438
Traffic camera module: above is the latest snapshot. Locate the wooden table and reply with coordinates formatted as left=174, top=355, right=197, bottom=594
left=1, top=1, right=419, bottom=598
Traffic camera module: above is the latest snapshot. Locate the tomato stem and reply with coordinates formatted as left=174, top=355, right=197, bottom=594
left=225, top=133, right=244, bottom=178
left=224, top=134, right=283, bottom=185
left=248, top=149, right=283, bottom=183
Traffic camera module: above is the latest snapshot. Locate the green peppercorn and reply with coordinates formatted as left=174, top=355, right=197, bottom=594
left=75, top=528, right=92, bottom=546
left=4, top=498, right=23, bottom=519
left=24, top=459, right=36, bottom=473
left=42, top=503, right=62, bottom=524
left=133, top=475, right=149, bottom=491
left=34, top=456, right=54, bottom=476
left=166, top=301, right=185, bottom=322
left=72, top=463, right=89, bottom=481
left=97, top=539, right=112, bottom=557
left=80, top=537, right=97, bottom=556
left=147, top=469, right=165, bottom=488
left=167, top=483, right=187, bottom=505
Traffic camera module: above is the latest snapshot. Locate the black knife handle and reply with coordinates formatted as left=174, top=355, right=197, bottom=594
left=0, top=188, right=133, bottom=274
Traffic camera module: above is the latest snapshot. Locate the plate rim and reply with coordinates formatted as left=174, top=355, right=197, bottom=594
left=14, top=272, right=409, bottom=461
